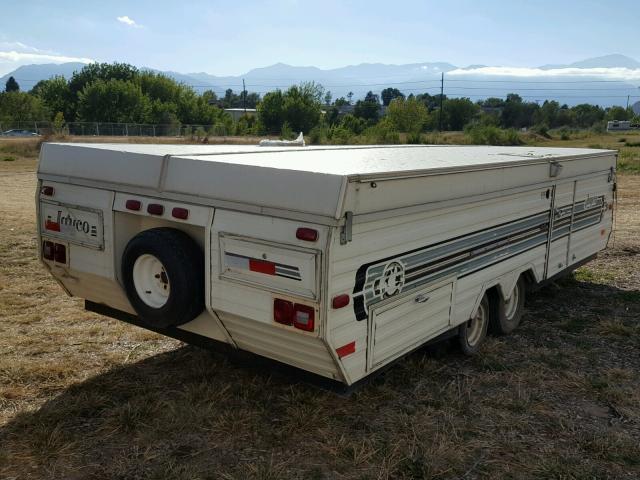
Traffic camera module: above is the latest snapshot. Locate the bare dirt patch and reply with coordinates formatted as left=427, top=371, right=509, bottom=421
left=0, top=153, right=638, bottom=479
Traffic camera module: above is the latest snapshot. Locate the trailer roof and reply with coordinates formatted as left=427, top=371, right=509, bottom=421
left=38, top=143, right=616, bottom=221
left=46, top=143, right=613, bottom=178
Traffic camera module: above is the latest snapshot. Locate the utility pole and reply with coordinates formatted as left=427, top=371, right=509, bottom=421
left=438, top=72, right=444, bottom=132
left=626, top=95, right=630, bottom=110
left=242, top=78, right=247, bottom=114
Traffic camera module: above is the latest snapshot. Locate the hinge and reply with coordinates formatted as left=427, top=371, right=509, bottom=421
left=340, top=211, right=353, bottom=245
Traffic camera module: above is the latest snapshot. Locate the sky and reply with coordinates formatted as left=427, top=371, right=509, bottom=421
left=0, top=0, right=639, bottom=77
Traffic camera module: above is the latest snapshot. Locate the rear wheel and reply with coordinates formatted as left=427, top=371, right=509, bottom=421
left=458, top=294, right=489, bottom=355
left=490, top=277, right=526, bottom=335
left=122, top=228, right=204, bottom=328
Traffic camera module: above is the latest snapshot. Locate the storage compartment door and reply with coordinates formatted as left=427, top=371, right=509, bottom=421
left=368, top=279, right=454, bottom=369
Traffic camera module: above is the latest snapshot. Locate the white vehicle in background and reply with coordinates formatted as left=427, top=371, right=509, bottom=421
left=36, top=143, right=616, bottom=386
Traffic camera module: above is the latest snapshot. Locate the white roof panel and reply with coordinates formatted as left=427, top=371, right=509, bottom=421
left=38, top=143, right=615, bottom=220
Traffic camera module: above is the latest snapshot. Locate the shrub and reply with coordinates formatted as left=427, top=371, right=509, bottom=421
left=365, top=118, right=400, bottom=144
left=280, top=121, right=294, bottom=139
left=406, top=132, right=422, bottom=144
left=532, top=123, right=551, bottom=138
left=464, top=125, right=523, bottom=146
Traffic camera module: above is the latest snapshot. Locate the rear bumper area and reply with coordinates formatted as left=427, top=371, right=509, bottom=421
left=85, top=301, right=346, bottom=387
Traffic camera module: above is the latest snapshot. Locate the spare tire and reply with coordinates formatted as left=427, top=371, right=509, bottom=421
left=122, top=228, right=204, bottom=328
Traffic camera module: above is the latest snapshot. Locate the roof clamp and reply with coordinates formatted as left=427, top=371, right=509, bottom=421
left=549, top=161, right=563, bottom=178
left=340, top=211, right=353, bottom=245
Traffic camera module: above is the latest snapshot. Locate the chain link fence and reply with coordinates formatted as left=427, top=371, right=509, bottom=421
left=0, top=121, right=232, bottom=137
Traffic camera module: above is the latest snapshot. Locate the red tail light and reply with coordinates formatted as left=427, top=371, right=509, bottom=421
left=125, top=199, right=141, bottom=211
left=293, top=304, right=315, bottom=331
left=147, top=203, right=164, bottom=215
left=172, top=207, right=189, bottom=220
left=274, top=299, right=294, bottom=325
left=43, top=241, right=54, bottom=260
left=54, top=244, right=66, bottom=264
left=41, top=186, right=55, bottom=196
left=296, top=227, right=318, bottom=242
left=332, top=294, right=350, bottom=309
left=336, top=341, right=356, bottom=359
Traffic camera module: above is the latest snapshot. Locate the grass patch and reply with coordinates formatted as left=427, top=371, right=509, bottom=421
left=2, top=155, right=15, bottom=161
left=573, top=267, right=615, bottom=284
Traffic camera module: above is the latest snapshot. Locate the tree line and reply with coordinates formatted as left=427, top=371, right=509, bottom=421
left=1, top=62, right=638, bottom=139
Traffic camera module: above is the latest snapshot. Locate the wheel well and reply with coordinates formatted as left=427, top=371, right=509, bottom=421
left=487, top=268, right=535, bottom=305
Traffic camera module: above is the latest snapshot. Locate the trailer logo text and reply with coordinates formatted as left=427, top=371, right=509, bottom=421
left=45, top=210, right=98, bottom=237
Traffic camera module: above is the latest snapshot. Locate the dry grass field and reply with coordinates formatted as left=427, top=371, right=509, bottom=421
left=0, top=135, right=639, bottom=479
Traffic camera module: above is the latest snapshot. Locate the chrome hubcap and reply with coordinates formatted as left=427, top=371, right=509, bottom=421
left=133, top=254, right=170, bottom=308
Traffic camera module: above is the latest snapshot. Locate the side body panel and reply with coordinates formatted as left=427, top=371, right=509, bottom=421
left=327, top=157, right=615, bottom=385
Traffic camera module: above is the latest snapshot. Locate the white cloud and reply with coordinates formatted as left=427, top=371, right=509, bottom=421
left=117, top=16, right=142, bottom=28
left=0, top=41, right=93, bottom=76
left=448, top=66, right=640, bottom=83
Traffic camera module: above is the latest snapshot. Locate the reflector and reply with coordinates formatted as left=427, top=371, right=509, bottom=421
left=336, top=341, right=356, bottom=359
left=249, top=259, right=276, bottom=275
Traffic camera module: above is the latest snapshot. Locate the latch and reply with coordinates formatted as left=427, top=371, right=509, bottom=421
left=340, top=211, right=353, bottom=245
left=549, top=161, right=563, bottom=178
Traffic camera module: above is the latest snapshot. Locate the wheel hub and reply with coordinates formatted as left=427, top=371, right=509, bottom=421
left=133, top=254, right=170, bottom=308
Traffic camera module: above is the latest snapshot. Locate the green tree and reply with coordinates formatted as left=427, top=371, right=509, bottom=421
left=443, top=98, right=479, bottom=130
left=341, top=114, right=367, bottom=134
left=571, top=104, right=604, bottom=128
left=77, top=79, right=150, bottom=122
left=501, top=93, right=538, bottom=129
left=386, top=97, right=427, bottom=132
left=52, top=112, right=66, bottom=135
left=281, top=82, right=323, bottom=133
left=354, top=91, right=380, bottom=122
left=5, top=76, right=19, bottom=92
left=605, top=106, right=631, bottom=121
left=258, top=89, right=285, bottom=134
left=31, top=76, right=71, bottom=119
left=0, top=92, right=50, bottom=124
left=381, top=87, right=404, bottom=107
left=258, top=83, right=322, bottom=134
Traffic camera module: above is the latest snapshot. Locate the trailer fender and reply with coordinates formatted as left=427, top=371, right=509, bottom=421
left=471, top=263, right=538, bottom=317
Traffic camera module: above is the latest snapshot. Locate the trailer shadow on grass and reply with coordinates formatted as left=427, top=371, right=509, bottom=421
left=2, top=276, right=640, bottom=479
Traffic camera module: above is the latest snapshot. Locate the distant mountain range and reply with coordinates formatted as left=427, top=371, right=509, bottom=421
left=2, top=54, right=640, bottom=107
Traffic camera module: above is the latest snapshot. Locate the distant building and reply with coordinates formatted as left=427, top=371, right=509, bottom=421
left=607, top=120, right=638, bottom=131
left=224, top=108, right=257, bottom=121
left=632, top=101, right=640, bottom=116
left=328, top=104, right=387, bottom=118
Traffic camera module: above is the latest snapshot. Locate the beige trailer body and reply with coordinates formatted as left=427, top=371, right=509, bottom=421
left=36, top=143, right=616, bottom=385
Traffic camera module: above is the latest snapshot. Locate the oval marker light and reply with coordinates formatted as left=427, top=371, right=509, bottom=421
left=332, top=294, right=350, bottom=309
left=296, top=227, right=318, bottom=242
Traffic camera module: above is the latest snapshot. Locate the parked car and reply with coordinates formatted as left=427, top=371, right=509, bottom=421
left=1, top=129, right=40, bottom=137
left=37, top=143, right=616, bottom=387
